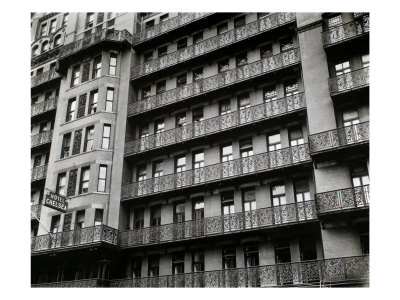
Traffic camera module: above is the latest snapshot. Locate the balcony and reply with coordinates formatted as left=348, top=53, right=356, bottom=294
left=110, top=255, right=369, bottom=287
left=31, top=97, right=57, bottom=118
left=59, top=29, right=133, bottom=60
left=31, top=130, right=53, bottom=148
left=130, top=13, right=296, bottom=80
left=121, top=144, right=311, bottom=201
left=125, top=93, right=306, bottom=157
left=31, top=69, right=60, bottom=89
left=119, top=200, right=317, bottom=248
left=128, top=48, right=301, bottom=117
left=31, top=204, right=42, bottom=220
left=328, top=67, right=369, bottom=96
left=322, top=15, right=369, bottom=48
left=316, top=185, right=369, bottom=215
left=31, top=165, right=48, bottom=182
left=31, top=47, right=61, bottom=69
left=31, top=225, right=118, bottom=253
left=308, top=122, right=369, bottom=155
left=32, top=278, right=108, bottom=288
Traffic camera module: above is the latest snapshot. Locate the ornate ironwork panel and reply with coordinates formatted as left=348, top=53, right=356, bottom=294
left=31, top=164, right=48, bottom=181
left=31, top=97, right=58, bottom=117
left=81, top=60, right=91, bottom=83
left=66, top=169, right=77, bottom=197
left=76, top=94, right=87, bottom=119
left=328, top=67, right=369, bottom=95
left=72, top=130, right=82, bottom=155
left=31, top=69, right=60, bottom=88
left=322, top=15, right=369, bottom=46
left=31, top=130, right=53, bottom=148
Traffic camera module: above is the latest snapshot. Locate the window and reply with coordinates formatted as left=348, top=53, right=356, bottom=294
left=359, top=223, right=369, bottom=255
left=289, top=128, right=304, bottom=146
left=176, top=73, right=187, bottom=87
left=109, top=53, right=117, bottom=75
left=271, top=184, right=286, bottom=206
left=238, top=93, right=250, bottom=110
left=92, top=56, right=102, bottom=79
left=36, top=68, right=43, bottom=75
left=362, top=54, right=370, bottom=68
left=134, top=208, right=144, bottom=229
left=275, top=242, right=291, bottom=263
left=267, top=133, right=281, bottom=151
left=50, top=215, right=61, bottom=233
left=32, top=46, right=39, bottom=56
left=39, top=122, right=48, bottom=133
left=144, top=51, right=153, bottom=62
left=62, top=13, right=69, bottom=27
left=222, top=192, right=235, bottom=215
left=236, top=52, right=248, bottom=67
left=350, top=163, right=369, bottom=187
left=155, top=119, right=165, bottom=134
left=49, top=19, right=56, bottom=34
left=160, top=13, right=169, bottom=22
left=95, top=209, right=103, bottom=225
left=137, top=165, right=147, bottom=181
left=41, top=41, right=49, bottom=53
left=264, top=86, right=277, bottom=102
left=280, top=37, right=294, bottom=52
left=31, top=96, right=38, bottom=105
left=176, top=155, right=186, bottom=172
left=218, top=59, right=229, bottom=73
left=193, top=67, right=203, bottom=81
left=328, top=14, right=342, bottom=28
left=56, top=172, right=67, bottom=196
left=83, top=126, right=94, bottom=152
left=193, top=197, right=204, bottom=220
left=193, top=32, right=203, bottom=44
left=342, top=108, right=360, bottom=126
left=145, top=19, right=155, bottom=29
left=66, top=98, right=76, bottom=122
left=71, top=65, right=80, bottom=87
left=172, top=252, right=185, bottom=274
left=193, top=107, right=204, bottom=122
left=153, top=161, right=163, bottom=177
left=33, top=155, right=41, bottom=167
left=86, top=13, right=95, bottom=29
left=220, top=99, right=231, bottom=115
left=244, top=245, right=259, bottom=267
left=132, top=258, right=142, bottom=278
left=97, top=12, right=104, bottom=24
left=260, top=44, right=273, bottom=59
left=243, top=188, right=256, bottom=211
left=148, top=256, right=159, bottom=277
left=40, top=23, right=47, bottom=37
left=335, top=61, right=351, bottom=76
left=54, top=35, right=62, bottom=46
left=88, top=90, right=98, bottom=114
left=45, top=91, right=52, bottom=101
left=102, top=124, right=111, bottom=149
left=79, top=167, right=90, bottom=194
left=284, top=80, right=299, bottom=96
left=234, top=16, right=246, bottom=28
left=221, top=144, right=233, bottom=162
left=139, top=125, right=149, bottom=138
left=217, top=22, right=228, bottom=35
left=97, top=165, right=107, bottom=192
left=106, top=87, right=114, bottom=112
left=158, top=45, right=167, bottom=57
left=151, top=205, right=161, bottom=226
left=177, top=38, right=187, bottom=50
left=174, top=202, right=185, bottom=223
left=240, top=139, right=253, bottom=157
left=193, top=151, right=204, bottom=169
left=294, top=180, right=311, bottom=202
left=222, top=248, right=236, bottom=269
left=75, top=210, right=85, bottom=229
left=156, top=80, right=166, bottom=94
left=61, top=133, right=71, bottom=158
left=142, top=86, right=151, bottom=98
left=192, top=251, right=204, bottom=272
left=176, top=112, right=186, bottom=127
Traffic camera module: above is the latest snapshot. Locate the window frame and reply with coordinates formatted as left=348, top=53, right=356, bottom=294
left=97, top=165, right=107, bottom=192
left=101, top=124, right=111, bottom=149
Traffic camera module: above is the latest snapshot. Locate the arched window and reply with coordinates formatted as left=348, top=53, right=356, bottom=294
left=41, top=41, right=49, bottom=53
left=54, top=35, right=62, bottom=46
left=32, top=45, right=39, bottom=56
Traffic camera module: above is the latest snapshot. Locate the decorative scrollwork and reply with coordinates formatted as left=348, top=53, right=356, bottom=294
left=31, top=69, right=60, bottom=88
left=31, top=130, right=53, bottom=148
left=322, top=15, right=369, bottom=46
left=328, top=67, right=369, bottom=95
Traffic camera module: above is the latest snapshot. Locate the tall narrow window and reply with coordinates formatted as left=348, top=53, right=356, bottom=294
left=238, top=92, right=250, bottom=110
left=61, top=133, right=71, bottom=158
left=151, top=205, right=161, bottom=226
left=176, top=112, right=186, bottom=127
left=71, top=65, right=80, bottom=87
left=218, top=59, right=229, bottom=73
left=172, top=252, right=185, bottom=274
left=193, top=67, right=203, bottom=81
left=106, top=88, right=114, bottom=112
left=92, top=56, right=102, bottom=79
left=193, top=107, right=204, bottom=123
left=88, top=90, right=98, bottom=114
left=176, top=155, right=186, bottom=172
left=50, top=215, right=61, bottom=233
left=222, top=192, right=235, bottom=215
left=132, top=258, right=142, bottom=278
left=280, top=37, right=294, bottom=52
left=362, top=54, right=370, bottom=68
left=72, top=130, right=82, bottom=155
left=264, top=86, right=277, bottom=102
left=56, top=173, right=67, bottom=196
left=33, top=155, right=41, bottom=167
left=192, top=251, right=204, bottom=272
left=350, top=163, right=369, bottom=187
left=134, top=208, right=144, bottom=229
left=284, top=80, right=299, bottom=96
left=217, top=22, right=228, bottom=35
left=222, top=248, right=236, bottom=269
left=148, top=256, right=159, bottom=277
left=86, top=13, right=95, bottom=29
left=193, top=32, right=203, bottom=44
left=260, top=44, right=273, bottom=59
left=95, top=209, right=103, bottom=225
left=62, top=13, right=69, bottom=27
left=137, top=165, right=147, bottom=182
left=267, top=133, right=281, bottom=151
left=220, top=99, right=231, bottom=115
left=294, top=180, right=311, bottom=202
left=275, top=242, right=291, bottom=263
left=176, top=73, right=187, bottom=87
left=75, top=210, right=85, bottom=229
left=174, top=202, right=185, bottom=223
left=240, top=139, right=253, bottom=157
left=236, top=52, right=248, bottom=67
left=342, top=108, right=360, bottom=126
left=97, top=165, right=107, bottom=192
left=158, top=45, right=167, bottom=58
left=193, top=151, right=204, bottom=169
left=49, top=19, right=56, bottom=34
left=193, top=197, right=204, bottom=220
left=153, top=161, right=163, bottom=177
left=40, top=23, right=47, bottom=37
left=67, top=169, right=77, bottom=197
left=54, top=35, right=62, bottom=46
left=289, top=128, right=304, bottom=146
left=41, top=41, right=49, bottom=52
left=244, top=245, right=259, bottom=267
left=271, top=184, right=286, bottom=206
left=102, top=124, right=111, bottom=149
left=155, top=119, right=165, bottom=134
left=32, top=46, right=39, bottom=57
left=84, top=126, right=94, bottom=152
left=109, top=53, right=117, bottom=75
left=156, top=80, right=166, bottom=94
left=221, top=144, right=233, bottom=162
left=243, top=188, right=256, bottom=212
left=142, top=86, right=151, bottom=99
left=79, top=167, right=90, bottom=194
left=144, top=51, right=153, bottom=62
left=177, top=38, right=187, bottom=50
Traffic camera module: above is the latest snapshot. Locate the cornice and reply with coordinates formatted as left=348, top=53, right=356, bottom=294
left=39, top=12, right=59, bottom=23
left=296, top=19, right=324, bottom=34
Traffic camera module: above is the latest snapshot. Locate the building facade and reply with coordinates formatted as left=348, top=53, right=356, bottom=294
left=31, top=12, right=369, bottom=287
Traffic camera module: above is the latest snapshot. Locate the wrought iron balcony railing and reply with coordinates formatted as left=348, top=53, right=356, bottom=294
left=31, top=97, right=57, bottom=117
left=125, top=93, right=306, bottom=156
left=59, top=29, right=133, bottom=59
left=110, top=255, right=369, bottom=287
left=316, top=185, right=369, bottom=214
left=328, top=67, right=369, bottom=95
left=322, top=15, right=369, bottom=47
left=119, top=200, right=316, bottom=248
left=31, top=164, right=48, bottom=181
left=31, top=69, right=60, bottom=88
left=353, top=13, right=368, bottom=19
left=31, top=225, right=118, bottom=252
left=131, top=13, right=295, bottom=79
left=128, top=48, right=301, bottom=116
left=31, top=130, right=53, bottom=148
left=308, top=122, right=369, bottom=154
left=31, top=204, right=42, bottom=220
left=122, top=144, right=311, bottom=200
left=132, top=13, right=213, bottom=45
left=32, top=278, right=107, bottom=288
